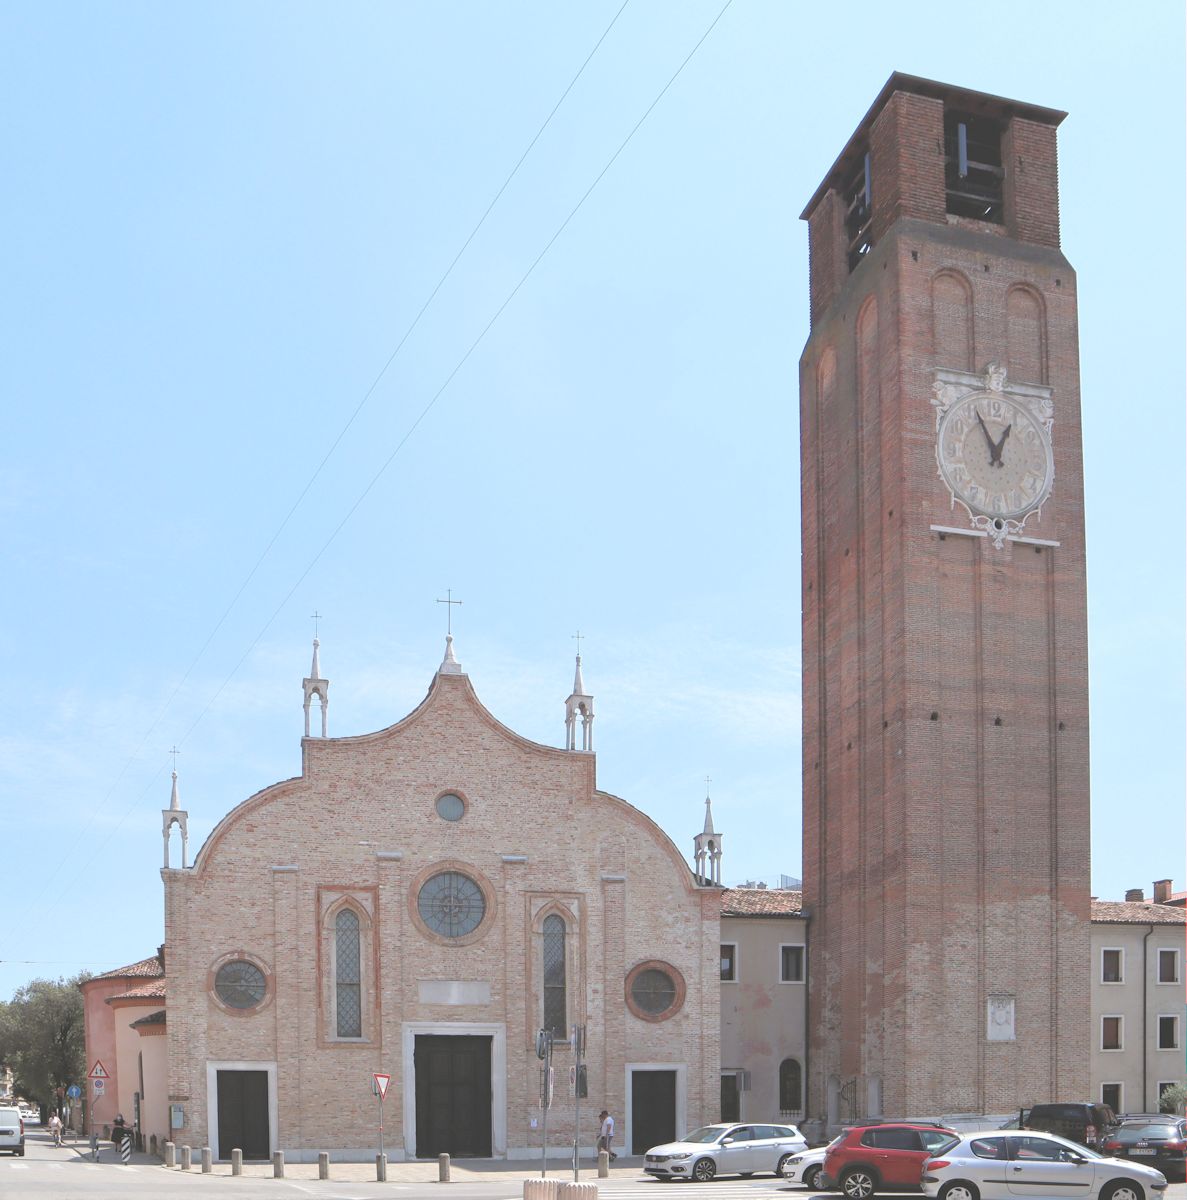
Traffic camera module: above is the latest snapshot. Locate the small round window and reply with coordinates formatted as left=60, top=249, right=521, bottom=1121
left=625, top=959, right=686, bottom=1022
left=215, top=960, right=266, bottom=1009
left=417, top=871, right=486, bottom=938
left=435, top=793, right=465, bottom=821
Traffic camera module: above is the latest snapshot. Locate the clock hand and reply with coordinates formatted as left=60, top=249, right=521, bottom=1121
left=974, top=409, right=996, bottom=462
left=990, top=423, right=1012, bottom=467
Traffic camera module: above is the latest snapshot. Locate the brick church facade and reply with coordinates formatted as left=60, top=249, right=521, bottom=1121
left=159, top=638, right=720, bottom=1161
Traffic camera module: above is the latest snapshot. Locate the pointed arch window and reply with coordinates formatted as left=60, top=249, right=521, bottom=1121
left=543, top=914, right=567, bottom=1036
left=335, top=909, right=362, bottom=1038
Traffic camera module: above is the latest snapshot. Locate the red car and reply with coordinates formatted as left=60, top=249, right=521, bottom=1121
left=822, top=1123, right=959, bottom=1198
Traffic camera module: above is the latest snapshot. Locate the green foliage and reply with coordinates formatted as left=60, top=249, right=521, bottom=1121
left=1159, top=1083, right=1187, bottom=1115
left=0, top=974, right=90, bottom=1108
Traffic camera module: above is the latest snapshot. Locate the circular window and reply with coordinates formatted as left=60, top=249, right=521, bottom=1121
left=215, top=960, right=266, bottom=1009
left=435, top=793, right=465, bottom=822
left=417, top=871, right=486, bottom=938
left=624, top=959, right=686, bottom=1022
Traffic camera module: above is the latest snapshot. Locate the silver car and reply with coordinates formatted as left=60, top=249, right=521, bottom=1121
left=645, top=1122, right=809, bottom=1181
left=922, top=1130, right=1168, bottom=1200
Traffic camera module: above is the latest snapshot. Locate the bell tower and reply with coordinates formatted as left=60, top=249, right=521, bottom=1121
left=799, top=74, right=1090, bottom=1121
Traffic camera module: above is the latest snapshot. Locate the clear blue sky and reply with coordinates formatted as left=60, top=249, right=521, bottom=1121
left=1, top=1, right=1182, bottom=1002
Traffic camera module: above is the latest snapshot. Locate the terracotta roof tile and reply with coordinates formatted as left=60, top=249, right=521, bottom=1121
left=94, top=955, right=164, bottom=981
left=107, top=978, right=167, bottom=1002
left=129, top=1010, right=166, bottom=1028
left=721, top=888, right=803, bottom=917
left=1092, top=900, right=1186, bottom=925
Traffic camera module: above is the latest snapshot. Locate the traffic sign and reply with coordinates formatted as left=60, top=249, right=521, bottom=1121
left=93, top=1078, right=105, bottom=1094
left=67, top=1085, right=81, bottom=1099
left=88, top=1060, right=109, bottom=1079
left=372, top=1072, right=391, bottom=1100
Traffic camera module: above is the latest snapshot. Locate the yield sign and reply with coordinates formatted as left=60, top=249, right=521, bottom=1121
left=372, top=1072, right=391, bottom=1100
left=88, top=1060, right=110, bottom=1079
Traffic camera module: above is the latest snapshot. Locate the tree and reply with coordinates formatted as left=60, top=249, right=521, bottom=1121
left=1159, top=1083, right=1187, bottom=1115
left=0, top=975, right=89, bottom=1110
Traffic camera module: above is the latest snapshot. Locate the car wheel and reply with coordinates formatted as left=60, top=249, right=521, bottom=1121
left=841, top=1168, right=877, bottom=1199
left=1100, top=1183, right=1144, bottom=1200
left=777, top=1155, right=794, bottom=1176
left=803, top=1164, right=823, bottom=1190
left=939, top=1182, right=980, bottom=1200
left=693, top=1158, right=717, bottom=1182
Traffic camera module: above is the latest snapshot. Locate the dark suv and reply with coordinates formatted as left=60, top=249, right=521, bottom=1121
left=822, top=1123, right=959, bottom=1198
left=1022, top=1102, right=1116, bottom=1150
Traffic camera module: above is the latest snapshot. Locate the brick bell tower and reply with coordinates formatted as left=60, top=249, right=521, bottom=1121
left=799, top=74, right=1090, bottom=1122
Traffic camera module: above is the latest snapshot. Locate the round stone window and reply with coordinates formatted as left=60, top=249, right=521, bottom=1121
left=624, top=959, right=686, bottom=1022
left=214, top=960, right=266, bottom=1009
left=417, top=870, right=486, bottom=938
left=435, top=792, right=465, bottom=822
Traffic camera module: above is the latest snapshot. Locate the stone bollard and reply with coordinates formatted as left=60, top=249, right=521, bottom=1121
left=149, top=1134, right=158, bottom=1157
left=201, top=1146, right=212, bottom=1173
left=231, top=1148, right=243, bottom=1175
left=439, top=1152, right=451, bottom=1182
left=376, top=1153, right=388, bottom=1182
left=164, top=1141, right=176, bottom=1168
left=273, top=1150, right=285, bottom=1178
left=180, top=1145, right=192, bottom=1171
left=598, top=1149, right=610, bottom=1178
left=319, top=1151, right=330, bottom=1179
left=559, top=1181, right=599, bottom=1200
left=524, top=1178, right=560, bottom=1200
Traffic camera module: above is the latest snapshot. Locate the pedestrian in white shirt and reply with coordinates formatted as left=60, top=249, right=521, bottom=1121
left=597, top=1109, right=616, bottom=1160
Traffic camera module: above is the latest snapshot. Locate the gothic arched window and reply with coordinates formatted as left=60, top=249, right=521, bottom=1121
left=779, top=1058, right=803, bottom=1114
left=335, top=908, right=362, bottom=1037
left=543, top=914, right=566, bottom=1036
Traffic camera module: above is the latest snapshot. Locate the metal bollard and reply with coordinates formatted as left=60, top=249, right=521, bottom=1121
left=439, top=1152, right=451, bottom=1181
left=376, top=1152, right=388, bottom=1182
left=319, top=1151, right=330, bottom=1179
left=231, top=1148, right=243, bottom=1175
left=273, top=1150, right=285, bottom=1178
left=201, top=1146, right=212, bottom=1173
left=180, top=1145, right=192, bottom=1171
left=598, top=1149, right=610, bottom=1177
left=120, top=1133, right=132, bottom=1164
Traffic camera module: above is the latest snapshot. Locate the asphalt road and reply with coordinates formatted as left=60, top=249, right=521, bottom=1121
left=4, top=1130, right=1186, bottom=1200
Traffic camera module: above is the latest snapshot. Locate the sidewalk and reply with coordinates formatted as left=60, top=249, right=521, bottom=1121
left=66, top=1141, right=646, bottom=1182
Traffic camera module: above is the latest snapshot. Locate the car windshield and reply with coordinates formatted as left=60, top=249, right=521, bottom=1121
left=682, top=1126, right=730, bottom=1144
left=1117, top=1123, right=1179, bottom=1139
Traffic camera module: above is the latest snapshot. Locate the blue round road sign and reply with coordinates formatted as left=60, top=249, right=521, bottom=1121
left=67, top=1085, right=81, bottom=1099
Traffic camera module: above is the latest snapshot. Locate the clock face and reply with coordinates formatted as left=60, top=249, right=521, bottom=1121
left=937, top=392, right=1053, bottom=520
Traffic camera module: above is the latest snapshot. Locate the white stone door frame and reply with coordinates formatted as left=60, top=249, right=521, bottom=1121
left=401, top=1022, right=506, bottom=1159
left=624, top=1061, right=687, bottom=1155
left=205, top=1060, right=278, bottom=1162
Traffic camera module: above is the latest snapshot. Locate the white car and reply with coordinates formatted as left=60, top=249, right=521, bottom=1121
left=922, top=1129, right=1168, bottom=1200
left=645, top=1122, right=809, bottom=1181
left=780, top=1143, right=834, bottom=1189
left=0, top=1106, right=25, bottom=1156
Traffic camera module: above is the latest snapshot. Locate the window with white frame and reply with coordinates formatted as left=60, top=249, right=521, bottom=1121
left=1157, top=1015, right=1179, bottom=1050
left=721, top=944, right=737, bottom=982
left=780, top=944, right=805, bottom=983
left=1101, top=948, right=1123, bottom=983
left=1102, top=1015, right=1123, bottom=1051
left=1101, top=1083, right=1122, bottom=1113
left=1158, top=948, right=1180, bottom=984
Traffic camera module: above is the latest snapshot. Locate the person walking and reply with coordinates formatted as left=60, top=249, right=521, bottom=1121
left=597, top=1109, right=617, bottom=1161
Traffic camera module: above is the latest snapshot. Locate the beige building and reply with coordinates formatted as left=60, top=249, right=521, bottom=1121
left=1091, top=883, right=1186, bottom=1115
left=719, top=888, right=807, bottom=1127
left=160, top=638, right=720, bottom=1162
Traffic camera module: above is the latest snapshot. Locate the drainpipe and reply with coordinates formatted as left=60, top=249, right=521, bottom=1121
left=1142, top=924, right=1154, bottom=1110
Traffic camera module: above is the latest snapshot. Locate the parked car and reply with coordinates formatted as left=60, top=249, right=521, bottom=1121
left=780, top=1142, right=836, bottom=1189
left=0, top=1106, right=25, bottom=1156
left=1101, top=1117, right=1187, bottom=1182
left=644, top=1122, right=808, bottom=1181
left=921, top=1129, right=1168, bottom=1200
left=1022, top=1102, right=1116, bottom=1150
left=822, top=1123, right=959, bottom=1198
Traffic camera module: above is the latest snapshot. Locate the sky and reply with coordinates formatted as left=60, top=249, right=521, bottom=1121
left=1, top=1, right=1183, bottom=1003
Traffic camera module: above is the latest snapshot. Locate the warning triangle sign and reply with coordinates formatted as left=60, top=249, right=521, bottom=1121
left=88, top=1060, right=110, bottom=1079
left=373, top=1072, right=391, bottom=1100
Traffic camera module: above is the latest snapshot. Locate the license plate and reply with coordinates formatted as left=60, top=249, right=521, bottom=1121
left=1133, top=1149, right=1156, bottom=1155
